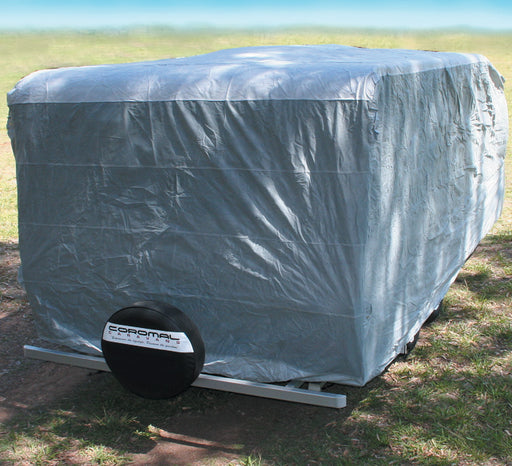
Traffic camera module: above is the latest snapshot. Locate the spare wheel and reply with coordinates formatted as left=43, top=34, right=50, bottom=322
left=101, top=301, right=205, bottom=399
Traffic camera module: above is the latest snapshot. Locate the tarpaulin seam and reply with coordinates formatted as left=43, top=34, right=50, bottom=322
left=8, top=98, right=374, bottom=105
left=20, top=280, right=362, bottom=319
left=16, top=163, right=370, bottom=175
left=19, top=223, right=365, bottom=247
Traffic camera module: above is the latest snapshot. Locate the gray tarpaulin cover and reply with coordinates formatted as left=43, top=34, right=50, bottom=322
left=7, top=45, right=508, bottom=386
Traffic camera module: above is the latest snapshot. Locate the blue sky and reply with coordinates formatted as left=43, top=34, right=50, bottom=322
left=1, top=0, right=511, bottom=30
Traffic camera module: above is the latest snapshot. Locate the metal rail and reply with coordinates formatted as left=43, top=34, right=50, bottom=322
left=24, top=345, right=346, bottom=409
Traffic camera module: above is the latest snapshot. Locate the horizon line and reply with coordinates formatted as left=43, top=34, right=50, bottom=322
left=1, top=23, right=512, bottom=33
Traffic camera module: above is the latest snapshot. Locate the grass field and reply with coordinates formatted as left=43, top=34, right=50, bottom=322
left=0, top=28, right=511, bottom=465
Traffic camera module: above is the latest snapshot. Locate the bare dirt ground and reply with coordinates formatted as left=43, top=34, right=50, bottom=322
left=0, top=242, right=93, bottom=423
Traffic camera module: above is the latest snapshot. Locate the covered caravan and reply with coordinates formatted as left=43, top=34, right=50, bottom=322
left=7, top=45, right=508, bottom=388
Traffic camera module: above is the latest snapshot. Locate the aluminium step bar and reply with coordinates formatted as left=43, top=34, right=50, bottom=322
left=24, top=345, right=347, bottom=409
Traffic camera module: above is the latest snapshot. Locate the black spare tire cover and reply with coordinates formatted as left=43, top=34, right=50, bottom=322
left=101, top=301, right=205, bottom=399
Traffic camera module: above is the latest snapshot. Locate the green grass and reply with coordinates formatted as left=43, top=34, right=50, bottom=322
left=0, top=27, right=511, bottom=465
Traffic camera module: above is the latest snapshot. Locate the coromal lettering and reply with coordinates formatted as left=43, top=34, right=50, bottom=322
left=108, top=324, right=180, bottom=340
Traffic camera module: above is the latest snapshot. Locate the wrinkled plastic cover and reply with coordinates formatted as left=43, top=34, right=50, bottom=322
left=8, top=45, right=508, bottom=385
